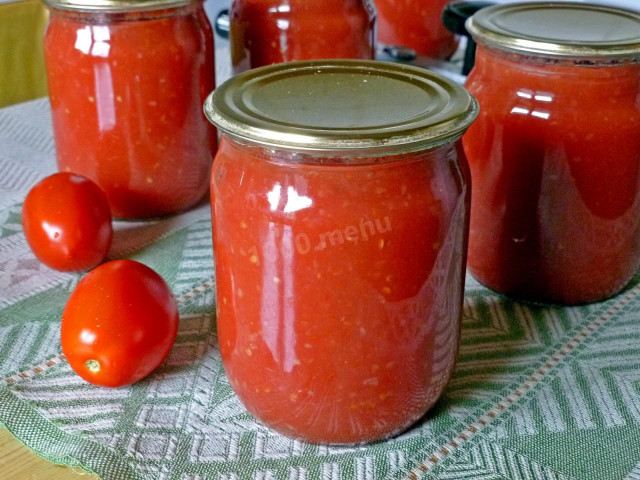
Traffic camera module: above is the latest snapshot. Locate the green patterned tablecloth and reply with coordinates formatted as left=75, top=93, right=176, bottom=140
left=1, top=98, right=640, bottom=480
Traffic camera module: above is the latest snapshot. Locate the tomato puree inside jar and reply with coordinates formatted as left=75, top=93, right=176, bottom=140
left=376, top=0, right=458, bottom=59
left=205, top=60, right=479, bottom=443
left=464, top=2, right=640, bottom=304
left=44, top=0, right=216, bottom=218
left=229, top=0, right=375, bottom=72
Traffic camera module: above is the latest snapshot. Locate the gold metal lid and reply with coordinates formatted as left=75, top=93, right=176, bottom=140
left=467, top=2, right=640, bottom=59
left=204, top=60, right=478, bottom=154
left=43, top=0, right=192, bottom=13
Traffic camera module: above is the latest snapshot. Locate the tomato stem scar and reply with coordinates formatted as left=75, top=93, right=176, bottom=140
left=85, top=359, right=101, bottom=373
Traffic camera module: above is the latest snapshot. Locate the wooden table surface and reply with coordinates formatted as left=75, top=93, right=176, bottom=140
left=0, top=429, right=98, bottom=480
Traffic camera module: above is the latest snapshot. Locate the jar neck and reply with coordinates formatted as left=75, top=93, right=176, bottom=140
left=237, top=0, right=368, bottom=10
left=220, top=134, right=458, bottom=167
left=48, top=1, right=201, bottom=22
left=474, top=44, right=640, bottom=81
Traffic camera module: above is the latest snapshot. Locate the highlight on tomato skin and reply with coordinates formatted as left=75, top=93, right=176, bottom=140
left=61, top=259, right=179, bottom=388
left=21, top=172, right=113, bottom=272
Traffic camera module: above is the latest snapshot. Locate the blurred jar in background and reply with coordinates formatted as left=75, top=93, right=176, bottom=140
left=464, top=3, right=640, bottom=304
left=43, top=0, right=216, bottom=219
left=377, top=0, right=458, bottom=59
left=229, top=0, right=375, bottom=73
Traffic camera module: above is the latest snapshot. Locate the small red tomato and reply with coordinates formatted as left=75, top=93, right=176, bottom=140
left=61, top=260, right=179, bottom=388
left=22, top=172, right=112, bottom=271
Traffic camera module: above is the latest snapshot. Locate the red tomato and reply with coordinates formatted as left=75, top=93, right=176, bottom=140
left=61, top=260, right=179, bottom=388
left=22, top=172, right=112, bottom=271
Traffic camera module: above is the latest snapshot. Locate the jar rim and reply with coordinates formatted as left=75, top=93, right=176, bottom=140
left=467, top=2, right=640, bottom=60
left=42, top=0, right=194, bottom=13
left=204, top=60, right=479, bottom=154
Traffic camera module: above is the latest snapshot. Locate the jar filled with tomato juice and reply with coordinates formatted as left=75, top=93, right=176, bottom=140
left=463, top=3, right=640, bottom=305
left=204, top=60, right=478, bottom=444
left=228, top=0, right=375, bottom=73
left=376, top=0, right=458, bottom=59
left=43, top=0, right=216, bottom=218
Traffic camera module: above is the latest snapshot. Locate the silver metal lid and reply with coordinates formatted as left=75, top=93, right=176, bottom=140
left=204, top=59, right=478, bottom=153
left=467, top=2, right=640, bottom=59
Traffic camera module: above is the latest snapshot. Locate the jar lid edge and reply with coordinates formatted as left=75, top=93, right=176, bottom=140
left=466, top=2, right=640, bottom=59
left=43, top=0, right=194, bottom=13
left=204, top=60, right=479, bottom=154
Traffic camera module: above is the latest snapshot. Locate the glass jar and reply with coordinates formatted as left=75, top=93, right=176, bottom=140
left=464, top=2, right=640, bottom=304
left=377, top=0, right=458, bottom=59
left=228, top=0, right=376, bottom=73
left=43, top=0, right=216, bottom=219
left=204, top=60, right=478, bottom=444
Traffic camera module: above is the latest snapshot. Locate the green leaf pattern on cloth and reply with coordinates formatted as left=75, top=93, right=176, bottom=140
left=1, top=99, right=640, bottom=480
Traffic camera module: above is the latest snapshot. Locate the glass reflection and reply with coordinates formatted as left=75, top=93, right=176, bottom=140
left=511, top=89, right=554, bottom=120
